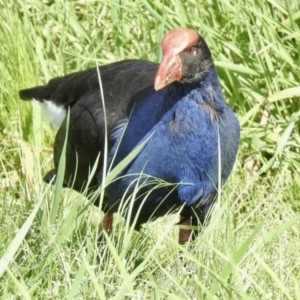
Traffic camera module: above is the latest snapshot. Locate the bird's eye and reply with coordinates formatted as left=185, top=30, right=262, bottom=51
left=186, top=47, right=194, bottom=54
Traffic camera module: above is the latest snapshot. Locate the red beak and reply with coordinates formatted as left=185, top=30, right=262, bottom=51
left=154, top=54, right=182, bottom=91
left=154, top=28, right=199, bottom=91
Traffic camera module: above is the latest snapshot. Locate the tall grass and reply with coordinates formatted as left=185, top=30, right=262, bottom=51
left=1, top=0, right=300, bottom=299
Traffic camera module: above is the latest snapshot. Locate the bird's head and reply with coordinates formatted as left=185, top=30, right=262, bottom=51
left=154, top=28, right=213, bottom=91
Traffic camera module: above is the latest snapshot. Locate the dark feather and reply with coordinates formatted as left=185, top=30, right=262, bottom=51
left=19, top=85, right=50, bottom=101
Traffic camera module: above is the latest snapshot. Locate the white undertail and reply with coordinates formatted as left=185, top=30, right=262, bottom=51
left=34, top=99, right=66, bottom=130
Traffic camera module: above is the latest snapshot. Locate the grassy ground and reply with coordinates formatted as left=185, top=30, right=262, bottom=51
left=1, top=0, right=300, bottom=299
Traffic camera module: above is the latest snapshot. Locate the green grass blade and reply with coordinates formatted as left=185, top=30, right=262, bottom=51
left=209, top=222, right=263, bottom=296
left=50, top=111, right=70, bottom=224
left=0, top=197, right=44, bottom=278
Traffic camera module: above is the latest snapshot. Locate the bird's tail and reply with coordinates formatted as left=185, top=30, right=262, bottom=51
left=19, top=85, right=50, bottom=101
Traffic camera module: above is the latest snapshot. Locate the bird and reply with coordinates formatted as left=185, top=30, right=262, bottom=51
left=19, top=28, right=240, bottom=245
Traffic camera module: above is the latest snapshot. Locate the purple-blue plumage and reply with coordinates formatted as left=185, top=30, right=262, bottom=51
left=103, top=29, right=240, bottom=241
left=104, top=66, right=239, bottom=229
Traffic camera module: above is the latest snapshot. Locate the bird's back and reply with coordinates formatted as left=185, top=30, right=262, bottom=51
left=19, top=59, right=159, bottom=194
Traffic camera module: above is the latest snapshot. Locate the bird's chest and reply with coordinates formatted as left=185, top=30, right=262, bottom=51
left=111, top=98, right=219, bottom=183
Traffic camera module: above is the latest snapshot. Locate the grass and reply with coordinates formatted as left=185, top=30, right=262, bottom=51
left=1, top=0, right=300, bottom=299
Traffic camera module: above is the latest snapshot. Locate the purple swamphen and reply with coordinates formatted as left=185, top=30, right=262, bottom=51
left=19, top=28, right=240, bottom=244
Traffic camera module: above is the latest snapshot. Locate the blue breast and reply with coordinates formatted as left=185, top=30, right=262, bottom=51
left=104, top=68, right=240, bottom=210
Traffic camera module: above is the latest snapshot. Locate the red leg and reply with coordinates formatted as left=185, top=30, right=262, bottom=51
left=103, top=212, right=113, bottom=232
left=179, top=215, right=192, bottom=245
